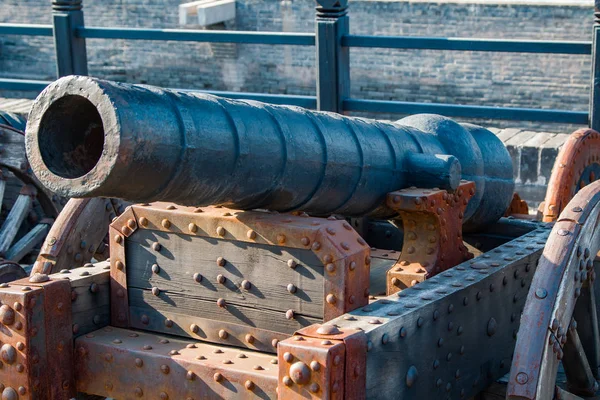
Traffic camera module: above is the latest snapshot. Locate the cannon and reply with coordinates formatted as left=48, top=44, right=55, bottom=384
left=1, top=77, right=599, bottom=400
left=25, top=76, right=514, bottom=230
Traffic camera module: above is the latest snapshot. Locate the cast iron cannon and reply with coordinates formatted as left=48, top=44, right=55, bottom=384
left=25, top=76, right=514, bottom=231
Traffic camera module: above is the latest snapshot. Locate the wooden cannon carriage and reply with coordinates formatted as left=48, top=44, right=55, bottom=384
left=0, top=76, right=599, bottom=399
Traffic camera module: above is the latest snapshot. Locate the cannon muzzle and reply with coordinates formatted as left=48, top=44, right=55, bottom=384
left=25, top=76, right=513, bottom=230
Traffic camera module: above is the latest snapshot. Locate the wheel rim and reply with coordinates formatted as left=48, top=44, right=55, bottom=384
left=542, top=128, right=600, bottom=222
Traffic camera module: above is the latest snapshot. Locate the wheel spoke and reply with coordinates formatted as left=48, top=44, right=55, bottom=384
left=0, top=184, right=35, bottom=254
left=562, top=321, right=599, bottom=396
left=4, top=222, right=51, bottom=262
left=572, top=265, right=600, bottom=379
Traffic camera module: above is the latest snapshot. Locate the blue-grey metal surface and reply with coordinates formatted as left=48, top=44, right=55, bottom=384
left=343, top=35, right=592, bottom=55
left=344, top=99, right=590, bottom=124
left=25, top=76, right=513, bottom=231
left=75, top=26, right=316, bottom=45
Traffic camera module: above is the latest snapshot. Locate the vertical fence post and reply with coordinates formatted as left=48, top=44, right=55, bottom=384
left=52, top=0, right=88, bottom=77
left=315, top=0, right=350, bottom=113
left=591, top=1, right=600, bottom=130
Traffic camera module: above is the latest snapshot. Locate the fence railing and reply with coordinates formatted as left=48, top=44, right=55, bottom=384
left=0, top=0, right=598, bottom=128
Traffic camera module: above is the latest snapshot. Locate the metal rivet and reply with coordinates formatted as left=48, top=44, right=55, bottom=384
left=535, top=288, right=547, bottom=299
left=216, top=226, right=226, bottom=236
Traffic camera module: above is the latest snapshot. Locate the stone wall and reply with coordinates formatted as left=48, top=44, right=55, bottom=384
left=0, top=0, right=595, bottom=134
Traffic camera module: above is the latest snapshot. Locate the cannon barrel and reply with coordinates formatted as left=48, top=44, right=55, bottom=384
left=25, top=76, right=514, bottom=230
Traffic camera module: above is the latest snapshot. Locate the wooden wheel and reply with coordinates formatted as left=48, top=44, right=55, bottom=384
left=542, top=128, right=600, bottom=222
left=31, top=197, right=127, bottom=275
left=0, top=111, right=62, bottom=279
left=507, top=180, right=600, bottom=399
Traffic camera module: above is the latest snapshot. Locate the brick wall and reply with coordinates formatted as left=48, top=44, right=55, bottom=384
left=0, top=0, right=594, bottom=133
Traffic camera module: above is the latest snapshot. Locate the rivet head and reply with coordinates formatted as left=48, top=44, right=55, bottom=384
left=135, top=358, right=143, bottom=367
left=160, top=364, right=170, bottom=374
left=516, top=372, right=528, bottom=384
left=247, top=229, right=257, bottom=239
left=1, top=387, right=18, bottom=400
left=277, top=234, right=286, bottom=244
left=217, top=298, right=227, bottom=308
left=309, top=383, right=320, bottom=393
left=216, top=257, right=226, bottom=267
left=245, top=380, right=255, bottom=390
left=283, top=352, right=293, bottom=362
left=219, top=329, right=228, bottom=339
left=214, top=372, right=223, bottom=382
left=190, top=324, right=200, bottom=334
left=29, top=273, right=49, bottom=283
left=326, top=294, right=336, bottom=304
left=0, top=305, right=15, bottom=325
left=193, top=272, right=203, bottom=283
left=406, top=366, right=418, bottom=387
left=151, top=287, right=160, bottom=296
left=245, top=334, right=255, bottom=344
left=217, top=274, right=226, bottom=284
left=0, top=344, right=15, bottom=365
left=241, top=280, right=251, bottom=291
left=289, top=362, right=311, bottom=385
left=287, top=283, right=297, bottom=293
left=535, top=288, right=547, bottom=299
left=285, top=309, right=295, bottom=320
left=134, top=387, right=143, bottom=397
left=316, top=325, right=340, bottom=335
left=310, top=360, right=320, bottom=371
left=557, top=229, right=570, bottom=236
left=487, top=318, right=497, bottom=336
left=216, top=226, right=226, bottom=236
left=287, top=259, right=297, bottom=269
left=282, top=376, right=292, bottom=386
left=161, top=219, right=171, bottom=229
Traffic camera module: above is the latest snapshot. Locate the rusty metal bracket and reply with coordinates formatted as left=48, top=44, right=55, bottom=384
left=74, top=326, right=279, bottom=399
left=0, top=276, right=75, bottom=399
left=277, top=324, right=367, bottom=399
left=385, top=181, right=475, bottom=294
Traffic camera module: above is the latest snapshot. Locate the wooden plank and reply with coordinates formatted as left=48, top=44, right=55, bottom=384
left=126, top=229, right=325, bottom=318
left=50, top=262, right=110, bottom=337
left=128, top=287, right=320, bottom=334
left=4, top=222, right=49, bottom=262
left=369, top=256, right=395, bottom=296
left=0, top=191, right=32, bottom=254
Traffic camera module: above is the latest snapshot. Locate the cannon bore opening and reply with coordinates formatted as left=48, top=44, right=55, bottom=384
left=38, top=95, right=104, bottom=179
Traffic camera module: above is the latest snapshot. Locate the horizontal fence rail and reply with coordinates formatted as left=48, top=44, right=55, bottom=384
left=343, top=35, right=592, bottom=55
left=344, top=99, right=590, bottom=124
left=76, top=27, right=316, bottom=45
left=0, top=24, right=53, bottom=37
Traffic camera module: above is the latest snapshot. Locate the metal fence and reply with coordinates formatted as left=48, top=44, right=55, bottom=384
left=0, top=0, right=599, bottom=128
